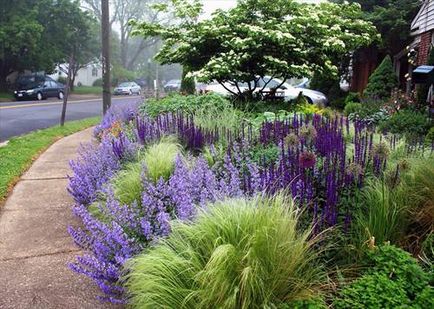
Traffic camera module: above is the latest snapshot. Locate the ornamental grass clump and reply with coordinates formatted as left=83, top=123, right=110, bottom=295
left=143, top=136, right=182, bottom=182
left=125, top=194, right=323, bottom=309
left=111, top=161, right=144, bottom=206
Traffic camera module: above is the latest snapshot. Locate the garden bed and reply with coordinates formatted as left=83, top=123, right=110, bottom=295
left=67, top=94, right=434, bottom=307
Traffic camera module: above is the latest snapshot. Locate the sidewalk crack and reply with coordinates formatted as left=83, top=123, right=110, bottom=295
left=0, top=248, right=82, bottom=262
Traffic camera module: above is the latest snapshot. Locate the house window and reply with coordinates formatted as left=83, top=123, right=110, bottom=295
left=92, top=68, right=98, bottom=77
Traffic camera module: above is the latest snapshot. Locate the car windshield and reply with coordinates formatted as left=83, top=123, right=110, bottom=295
left=119, top=82, right=131, bottom=87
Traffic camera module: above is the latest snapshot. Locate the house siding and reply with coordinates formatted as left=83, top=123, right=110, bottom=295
left=418, top=31, right=433, bottom=65
left=411, top=0, right=434, bottom=36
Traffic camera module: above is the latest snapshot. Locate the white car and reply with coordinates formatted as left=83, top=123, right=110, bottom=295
left=205, top=76, right=328, bottom=106
left=113, top=82, right=141, bottom=95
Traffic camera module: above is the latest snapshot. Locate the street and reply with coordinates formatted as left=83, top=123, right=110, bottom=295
left=0, top=96, right=142, bottom=142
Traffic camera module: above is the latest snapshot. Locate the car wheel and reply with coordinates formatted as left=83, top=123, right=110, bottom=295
left=37, top=92, right=43, bottom=101
left=137, top=90, right=141, bottom=95
left=58, top=91, right=64, bottom=99
left=304, top=96, right=313, bottom=104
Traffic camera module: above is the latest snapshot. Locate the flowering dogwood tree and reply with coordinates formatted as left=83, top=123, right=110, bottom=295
left=131, top=0, right=378, bottom=99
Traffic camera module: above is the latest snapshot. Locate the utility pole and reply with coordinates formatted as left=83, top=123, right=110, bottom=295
left=101, top=0, right=111, bottom=114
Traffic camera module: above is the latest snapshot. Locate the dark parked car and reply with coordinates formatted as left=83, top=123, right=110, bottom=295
left=14, top=76, right=65, bottom=101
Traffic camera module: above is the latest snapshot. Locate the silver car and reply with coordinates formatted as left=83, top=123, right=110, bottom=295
left=113, top=82, right=141, bottom=95
left=205, top=76, right=328, bottom=106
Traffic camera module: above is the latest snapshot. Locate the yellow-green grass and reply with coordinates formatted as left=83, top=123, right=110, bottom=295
left=0, top=117, right=100, bottom=203
left=72, top=86, right=111, bottom=95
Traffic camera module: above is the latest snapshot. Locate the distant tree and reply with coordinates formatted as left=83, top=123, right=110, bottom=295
left=0, top=0, right=99, bottom=91
left=364, top=55, right=398, bottom=99
left=333, top=0, right=420, bottom=55
left=132, top=0, right=377, bottom=100
left=82, top=0, right=167, bottom=70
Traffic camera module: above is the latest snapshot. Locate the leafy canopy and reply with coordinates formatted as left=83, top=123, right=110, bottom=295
left=131, top=0, right=378, bottom=96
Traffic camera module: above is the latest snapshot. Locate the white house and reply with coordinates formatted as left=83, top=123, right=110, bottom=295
left=49, top=62, right=102, bottom=86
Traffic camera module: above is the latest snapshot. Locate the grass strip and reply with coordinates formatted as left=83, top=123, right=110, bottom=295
left=0, top=117, right=100, bottom=202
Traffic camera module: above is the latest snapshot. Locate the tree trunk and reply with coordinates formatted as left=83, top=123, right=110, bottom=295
left=60, top=54, right=74, bottom=126
left=0, top=61, right=12, bottom=92
left=180, top=67, right=195, bottom=95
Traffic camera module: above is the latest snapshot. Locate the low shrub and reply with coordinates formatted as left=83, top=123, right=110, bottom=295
left=364, top=55, right=398, bottom=100
left=142, top=93, right=231, bottom=117
left=92, top=78, right=103, bottom=87
left=330, top=97, right=346, bottom=110
left=343, top=102, right=361, bottom=116
left=334, top=245, right=432, bottom=308
left=57, top=76, right=67, bottom=84
left=347, top=98, right=389, bottom=126
left=378, top=109, right=430, bottom=137
left=125, top=194, right=323, bottom=308
left=345, top=92, right=360, bottom=105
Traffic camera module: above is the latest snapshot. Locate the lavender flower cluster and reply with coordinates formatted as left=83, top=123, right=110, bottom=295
left=69, top=155, right=248, bottom=302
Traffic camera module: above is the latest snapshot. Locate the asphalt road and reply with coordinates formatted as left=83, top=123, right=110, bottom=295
left=0, top=95, right=142, bottom=142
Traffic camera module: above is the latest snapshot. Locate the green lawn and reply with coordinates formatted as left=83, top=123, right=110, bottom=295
left=0, top=92, right=14, bottom=101
left=0, top=117, right=100, bottom=202
left=72, top=86, right=103, bottom=95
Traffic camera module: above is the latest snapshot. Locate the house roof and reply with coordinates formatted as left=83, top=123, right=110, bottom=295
left=412, top=0, right=434, bottom=36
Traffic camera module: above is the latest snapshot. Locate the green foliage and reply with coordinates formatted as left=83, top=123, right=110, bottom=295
left=414, top=286, right=434, bottom=309
left=142, top=93, right=231, bottom=117
left=330, top=97, right=346, bottom=110
left=112, top=64, right=137, bottom=86
left=249, top=144, right=280, bottom=166
left=364, top=55, right=398, bottom=100
left=0, top=117, right=100, bottom=202
left=142, top=93, right=244, bottom=137
left=347, top=98, right=389, bottom=126
left=334, top=272, right=409, bottom=308
left=279, top=297, right=327, bottom=309
left=425, top=127, right=434, bottom=144
left=345, top=92, right=360, bottom=104
left=57, top=76, right=67, bottom=84
left=92, top=78, right=103, bottom=87
left=378, top=109, right=430, bottom=137
left=334, top=245, right=432, bottom=308
left=144, top=137, right=182, bottom=183
left=335, top=0, right=419, bottom=55
left=125, top=194, right=323, bottom=309
left=310, top=73, right=345, bottom=103
left=111, top=161, right=143, bottom=205
left=343, top=102, right=361, bottom=116
left=132, top=0, right=377, bottom=99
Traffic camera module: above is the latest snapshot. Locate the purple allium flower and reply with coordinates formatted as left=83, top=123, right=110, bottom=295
left=299, top=151, right=316, bottom=169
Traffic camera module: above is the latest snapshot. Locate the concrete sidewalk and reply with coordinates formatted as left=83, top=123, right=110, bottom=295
left=0, top=128, right=119, bottom=309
